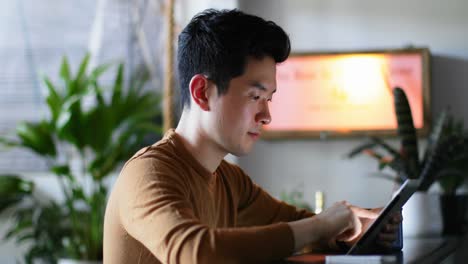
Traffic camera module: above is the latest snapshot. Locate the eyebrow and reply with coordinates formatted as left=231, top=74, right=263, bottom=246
left=251, top=81, right=276, bottom=94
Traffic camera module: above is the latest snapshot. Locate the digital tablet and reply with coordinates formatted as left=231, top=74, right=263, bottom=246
left=346, top=179, right=421, bottom=255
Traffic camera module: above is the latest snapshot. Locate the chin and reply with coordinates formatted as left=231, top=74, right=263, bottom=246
left=230, top=145, right=253, bottom=157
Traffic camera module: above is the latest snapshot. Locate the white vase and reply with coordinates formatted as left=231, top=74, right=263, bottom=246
left=58, top=259, right=102, bottom=264
left=402, top=192, right=443, bottom=237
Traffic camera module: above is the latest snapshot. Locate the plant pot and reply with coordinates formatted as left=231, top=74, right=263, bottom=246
left=58, top=259, right=102, bottom=264
left=402, top=192, right=443, bottom=237
left=439, top=194, right=468, bottom=235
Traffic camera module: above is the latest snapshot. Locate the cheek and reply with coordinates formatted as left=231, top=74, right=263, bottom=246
left=219, top=98, right=257, bottom=129
left=232, top=103, right=255, bottom=123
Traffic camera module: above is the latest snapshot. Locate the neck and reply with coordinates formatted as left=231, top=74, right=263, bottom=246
left=175, top=111, right=226, bottom=174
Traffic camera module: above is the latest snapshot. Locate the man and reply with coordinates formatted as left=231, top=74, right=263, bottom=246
left=103, top=9, right=401, bottom=264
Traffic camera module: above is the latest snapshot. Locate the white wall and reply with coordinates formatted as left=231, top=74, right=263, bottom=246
left=237, top=0, right=468, bottom=208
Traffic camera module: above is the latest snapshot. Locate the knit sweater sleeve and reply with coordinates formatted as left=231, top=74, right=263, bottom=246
left=223, top=163, right=315, bottom=227
left=117, top=157, right=296, bottom=264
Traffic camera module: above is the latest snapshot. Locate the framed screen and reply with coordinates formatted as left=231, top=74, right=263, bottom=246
left=262, top=48, right=430, bottom=139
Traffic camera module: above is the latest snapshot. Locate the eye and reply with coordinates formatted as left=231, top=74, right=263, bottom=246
left=251, top=95, right=260, bottom=101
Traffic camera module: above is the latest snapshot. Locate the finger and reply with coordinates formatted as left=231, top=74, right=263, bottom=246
left=369, top=207, right=383, bottom=214
left=336, top=229, right=352, bottom=241
left=350, top=206, right=380, bottom=219
left=339, top=214, right=362, bottom=242
left=337, top=227, right=361, bottom=242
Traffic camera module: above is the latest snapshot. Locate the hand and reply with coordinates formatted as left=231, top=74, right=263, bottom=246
left=315, top=201, right=379, bottom=243
left=346, top=207, right=382, bottom=245
left=346, top=208, right=403, bottom=249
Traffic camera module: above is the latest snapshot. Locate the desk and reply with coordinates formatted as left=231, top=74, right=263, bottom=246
left=279, top=236, right=462, bottom=264
left=402, top=237, right=459, bottom=263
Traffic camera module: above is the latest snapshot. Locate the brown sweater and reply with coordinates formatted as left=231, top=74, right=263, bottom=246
left=103, top=129, right=314, bottom=264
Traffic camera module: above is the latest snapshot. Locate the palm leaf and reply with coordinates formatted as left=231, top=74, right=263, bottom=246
left=76, top=53, right=90, bottom=83
left=368, top=136, right=401, bottom=158
left=421, top=110, right=447, bottom=167
left=59, top=56, right=72, bottom=83
left=16, top=121, right=56, bottom=157
left=89, top=62, right=113, bottom=83
left=111, top=63, right=124, bottom=107
left=0, top=176, right=34, bottom=213
left=419, top=135, right=468, bottom=190
left=44, top=76, right=63, bottom=123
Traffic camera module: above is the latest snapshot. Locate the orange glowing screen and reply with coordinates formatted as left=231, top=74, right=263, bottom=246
left=264, top=51, right=428, bottom=135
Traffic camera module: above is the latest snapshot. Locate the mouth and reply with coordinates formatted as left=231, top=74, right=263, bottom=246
left=247, top=132, right=260, bottom=140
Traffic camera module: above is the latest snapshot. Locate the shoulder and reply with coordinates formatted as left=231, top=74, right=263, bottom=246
left=116, top=141, right=191, bottom=194
left=123, top=134, right=189, bottom=174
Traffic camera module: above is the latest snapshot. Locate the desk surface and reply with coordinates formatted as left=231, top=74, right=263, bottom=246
left=280, top=236, right=460, bottom=264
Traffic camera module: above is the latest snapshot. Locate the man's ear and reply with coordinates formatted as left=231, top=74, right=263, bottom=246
left=189, top=74, right=211, bottom=111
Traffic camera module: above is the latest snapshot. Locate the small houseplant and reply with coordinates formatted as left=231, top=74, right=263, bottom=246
left=0, top=53, right=162, bottom=263
left=280, top=188, right=313, bottom=212
left=348, top=87, right=468, bottom=235
left=434, top=115, right=468, bottom=234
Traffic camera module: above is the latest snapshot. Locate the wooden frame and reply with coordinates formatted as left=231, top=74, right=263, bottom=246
left=262, top=48, right=431, bottom=139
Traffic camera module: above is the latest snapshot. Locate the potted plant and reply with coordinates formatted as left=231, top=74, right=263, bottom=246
left=280, top=188, right=313, bottom=212
left=348, top=87, right=468, bottom=236
left=434, top=115, right=468, bottom=235
left=0, top=53, right=162, bottom=263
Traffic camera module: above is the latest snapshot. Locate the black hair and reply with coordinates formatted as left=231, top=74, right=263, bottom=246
left=177, top=9, right=291, bottom=109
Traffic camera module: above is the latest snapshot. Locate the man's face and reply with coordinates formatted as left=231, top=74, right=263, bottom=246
left=206, top=56, right=277, bottom=156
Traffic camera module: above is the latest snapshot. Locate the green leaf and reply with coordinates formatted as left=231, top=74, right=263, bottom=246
left=89, top=62, right=113, bottom=82
left=0, top=196, right=23, bottom=212
left=5, top=218, right=33, bottom=241
left=82, top=104, right=113, bottom=152
left=44, top=76, right=63, bottom=123
left=364, top=149, right=385, bottom=160
left=71, top=187, right=86, bottom=202
left=0, top=176, right=34, bottom=213
left=348, top=142, right=376, bottom=158
left=55, top=95, right=86, bottom=149
left=60, top=56, right=72, bottom=83
left=93, top=82, right=106, bottom=106
left=76, top=53, right=90, bottom=82
left=111, top=63, right=124, bottom=107
left=16, top=233, right=35, bottom=244
left=51, top=165, right=70, bottom=176
left=16, top=121, right=56, bottom=157
left=66, top=53, right=92, bottom=97
left=368, top=136, right=401, bottom=158
left=422, top=110, right=447, bottom=166
left=420, top=135, right=468, bottom=191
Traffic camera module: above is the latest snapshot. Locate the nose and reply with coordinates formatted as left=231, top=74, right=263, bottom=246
left=255, top=100, right=271, bottom=125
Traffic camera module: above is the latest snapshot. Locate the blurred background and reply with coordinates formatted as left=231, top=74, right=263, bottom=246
left=1, top=0, right=468, bottom=263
